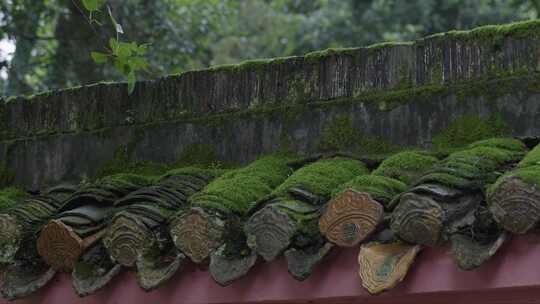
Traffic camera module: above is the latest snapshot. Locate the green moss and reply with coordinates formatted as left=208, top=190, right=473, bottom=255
left=2, top=73, right=539, bottom=142
left=174, top=143, right=220, bottom=167
left=209, top=59, right=271, bottom=73
left=367, top=41, right=414, bottom=52
left=2, top=20, right=539, bottom=143
left=305, top=20, right=539, bottom=64
left=467, top=138, right=527, bottom=152
left=432, top=114, right=510, bottom=150
left=528, top=76, right=540, bottom=93
left=265, top=198, right=324, bottom=245
left=274, top=199, right=319, bottom=221
left=304, top=47, right=359, bottom=63
left=317, top=116, right=357, bottom=151
left=434, top=159, right=492, bottom=180
left=95, top=136, right=232, bottom=180
left=333, top=175, right=407, bottom=206
left=372, top=151, right=439, bottom=185
left=304, top=42, right=417, bottom=63
left=95, top=127, right=158, bottom=178
left=438, top=19, right=540, bottom=42
left=418, top=171, right=481, bottom=189
left=16, top=20, right=537, bottom=106
left=487, top=164, right=540, bottom=198
left=451, top=146, right=525, bottom=165
left=487, top=141, right=540, bottom=198
left=95, top=147, right=171, bottom=179
left=0, top=161, right=15, bottom=188
left=433, top=145, right=524, bottom=182
left=396, top=65, right=414, bottom=90
left=160, top=166, right=227, bottom=181
left=207, top=56, right=299, bottom=74
left=420, top=141, right=526, bottom=189
left=190, top=154, right=295, bottom=216
left=272, top=199, right=321, bottom=240
left=0, top=187, right=29, bottom=211
left=317, top=116, right=398, bottom=154
left=99, top=173, right=157, bottom=187
left=518, top=143, right=540, bottom=168
left=272, top=157, right=368, bottom=199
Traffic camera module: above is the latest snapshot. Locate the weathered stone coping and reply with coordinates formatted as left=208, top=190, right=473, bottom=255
left=1, top=20, right=539, bottom=141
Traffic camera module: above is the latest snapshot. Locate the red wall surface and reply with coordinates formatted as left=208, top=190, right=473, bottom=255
left=4, top=235, right=540, bottom=304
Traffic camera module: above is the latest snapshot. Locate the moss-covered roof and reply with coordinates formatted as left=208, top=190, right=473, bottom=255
left=272, top=157, right=368, bottom=199
left=485, top=141, right=540, bottom=237
left=0, top=137, right=535, bottom=299
left=0, top=187, right=29, bottom=211
left=372, top=151, right=439, bottom=185
left=330, top=151, right=439, bottom=208
left=334, top=175, right=407, bottom=204
left=159, top=166, right=227, bottom=181
left=487, top=143, right=540, bottom=197
left=517, top=143, right=540, bottom=168
left=417, top=138, right=526, bottom=189
left=189, top=154, right=295, bottom=215
left=467, top=138, right=527, bottom=152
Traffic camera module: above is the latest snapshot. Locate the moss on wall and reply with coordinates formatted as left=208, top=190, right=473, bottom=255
left=94, top=132, right=228, bottom=181
left=431, top=114, right=510, bottom=150
left=317, top=116, right=357, bottom=152
left=317, top=116, right=398, bottom=155
left=94, top=147, right=170, bottom=179
left=436, top=19, right=540, bottom=42
left=0, top=161, right=15, bottom=189
left=174, top=144, right=220, bottom=167
left=1, top=73, right=538, bottom=144
left=207, top=56, right=299, bottom=74
left=99, top=173, right=157, bottom=187
left=1, top=20, right=538, bottom=144
left=304, top=20, right=539, bottom=66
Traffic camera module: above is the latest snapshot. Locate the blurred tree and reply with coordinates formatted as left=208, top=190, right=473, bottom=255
left=2, top=0, right=47, bottom=94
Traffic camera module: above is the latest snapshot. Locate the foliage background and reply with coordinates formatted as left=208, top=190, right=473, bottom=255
left=0, top=0, right=538, bottom=96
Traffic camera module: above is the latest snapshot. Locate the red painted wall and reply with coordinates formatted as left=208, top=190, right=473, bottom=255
left=4, top=235, right=540, bottom=304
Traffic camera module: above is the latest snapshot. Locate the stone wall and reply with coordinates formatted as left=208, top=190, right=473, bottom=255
left=1, top=20, right=540, bottom=190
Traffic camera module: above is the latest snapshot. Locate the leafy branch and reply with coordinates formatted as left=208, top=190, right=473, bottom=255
left=81, top=0, right=150, bottom=94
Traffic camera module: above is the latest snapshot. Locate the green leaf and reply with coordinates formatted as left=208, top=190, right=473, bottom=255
left=90, top=52, right=109, bottom=64
left=108, top=6, right=124, bottom=34
left=82, top=0, right=98, bottom=11
left=109, top=38, right=119, bottom=54
left=82, top=0, right=106, bottom=12
left=129, top=57, right=149, bottom=71
left=117, top=42, right=133, bottom=58
left=135, top=43, right=149, bottom=55
left=127, top=71, right=136, bottom=95
left=114, top=57, right=129, bottom=74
